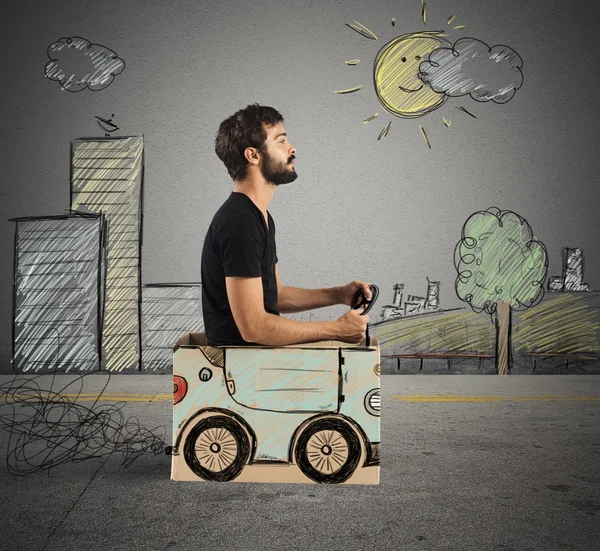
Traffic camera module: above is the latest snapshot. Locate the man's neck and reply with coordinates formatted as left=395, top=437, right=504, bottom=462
left=233, top=175, right=275, bottom=216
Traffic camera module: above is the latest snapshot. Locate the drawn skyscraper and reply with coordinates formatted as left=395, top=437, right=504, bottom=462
left=141, top=283, right=204, bottom=372
left=379, top=283, right=404, bottom=321
left=11, top=213, right=106, bottom=372
left=70, top=137, right=144, bottom=371
left=425, top=278, right=441, bottom=311
left=563, top=248, right=589, bottom=291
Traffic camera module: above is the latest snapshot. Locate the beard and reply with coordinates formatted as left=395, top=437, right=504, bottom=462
left=260, top=150, right=298, bottom=186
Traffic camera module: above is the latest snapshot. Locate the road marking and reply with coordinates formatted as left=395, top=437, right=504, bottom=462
left=5, top=393, right=600, bottom=404
left=394, top=395, right=600, bottom=402
left=4, top=393, right=173, bottom=403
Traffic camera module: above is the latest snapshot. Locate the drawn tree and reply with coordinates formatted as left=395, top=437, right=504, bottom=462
left=454, top=208, right=548, bottom=375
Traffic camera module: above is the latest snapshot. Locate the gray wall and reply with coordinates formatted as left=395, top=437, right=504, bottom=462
left=1, top=0, right=599, bottom=368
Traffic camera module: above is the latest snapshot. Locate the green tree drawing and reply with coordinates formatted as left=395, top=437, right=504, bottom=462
left=454, top=208, right=548, bottom=375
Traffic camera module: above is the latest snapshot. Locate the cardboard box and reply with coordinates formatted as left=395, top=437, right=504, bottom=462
left=171, top=333, right=380, bottom=484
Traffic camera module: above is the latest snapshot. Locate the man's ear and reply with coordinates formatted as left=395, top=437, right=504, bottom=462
left=244, top=147, right=261, bottom=166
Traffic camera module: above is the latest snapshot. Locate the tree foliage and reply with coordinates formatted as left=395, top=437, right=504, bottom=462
left=454, top=208, right=548, bottom=315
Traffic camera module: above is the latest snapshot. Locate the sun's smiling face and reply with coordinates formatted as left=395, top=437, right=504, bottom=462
left=374, top=32, right=452, bottom=118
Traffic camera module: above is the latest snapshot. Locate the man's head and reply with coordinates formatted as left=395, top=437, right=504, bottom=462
left=215, top=103, right=297, bottom=185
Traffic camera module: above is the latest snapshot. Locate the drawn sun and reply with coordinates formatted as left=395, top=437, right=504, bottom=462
left=337, top=8, right=470, bottom=146
left=374, top=32, right=451, bottom=119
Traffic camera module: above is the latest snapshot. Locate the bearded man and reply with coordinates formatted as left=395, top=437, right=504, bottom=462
left=201, top=104, right=371, bottom=346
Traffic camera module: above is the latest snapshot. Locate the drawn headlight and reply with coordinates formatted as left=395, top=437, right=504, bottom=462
left=173, top=375, right=187, bottom=405
left=365, top=389, right=380, bottom=416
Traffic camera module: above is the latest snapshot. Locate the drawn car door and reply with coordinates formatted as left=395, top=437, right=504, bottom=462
left=224, top=347, right=341, bottom=413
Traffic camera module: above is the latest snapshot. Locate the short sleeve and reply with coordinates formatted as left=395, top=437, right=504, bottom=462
left=270, top=213, right=278, bottom=264
left=216, top=215, right=263, bottom=277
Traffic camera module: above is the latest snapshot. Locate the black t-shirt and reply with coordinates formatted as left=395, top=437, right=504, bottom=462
left=201, top=192, right=279, bottom=346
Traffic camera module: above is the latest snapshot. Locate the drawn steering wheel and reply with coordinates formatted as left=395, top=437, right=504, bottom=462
left=351, top=284, right=379, bottom=316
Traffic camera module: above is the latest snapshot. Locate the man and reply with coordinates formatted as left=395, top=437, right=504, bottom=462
left=201, top=103, right=372, bottom=346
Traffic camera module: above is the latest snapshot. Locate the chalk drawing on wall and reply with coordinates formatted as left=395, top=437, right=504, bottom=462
left=71, top=136, right=144, bottom=372
left=45, top=37, right=125, bottom=92
left=95, top=114, right=120, bottom=137
left=10, top=212, right=106, bottom=373
left=0, top=371, right=167, bottom=475
left=373, top=208, right=600, bottom=375
left=454, top=208, right=548, bottom=375
left=548, top=247, right=591, bottom=292
left=337, top=6, right=523, bottom=147
left=141, top=283, right=204, bottom=372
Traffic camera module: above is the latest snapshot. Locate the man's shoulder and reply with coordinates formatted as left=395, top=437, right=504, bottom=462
left=209, top=196, right=263, bottom=241
left=212, top=193, right=258, bottom=222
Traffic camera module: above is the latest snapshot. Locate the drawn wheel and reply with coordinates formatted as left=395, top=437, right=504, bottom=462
left=295, top=418, right=361, bottom=484
left=183, top=416, right=250, bottom=482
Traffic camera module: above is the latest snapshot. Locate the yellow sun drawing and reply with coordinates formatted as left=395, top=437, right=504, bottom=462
left=373, top=32, right=451, bottom=119
left=338, top=9, right=469, bottom=147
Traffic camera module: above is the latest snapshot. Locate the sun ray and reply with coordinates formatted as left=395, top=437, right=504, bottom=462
left=421, top=1, right=427, bottom=25
left=345, top=59, right=360, bottom=65
left=447, top=15, right=456, bottom=24
left=419, top=124, right=432, bottom=148
left=442, top=117, right=452, bottom=127
left=335, top=85, right=363, bottom=94
left=345, top=21, right=378, bottom=40
left=378, top=121, right=392, bottom=140
left=392, top=17, right=396, bottom=26
left=364, top=113, right=379, bottom=123
left=454, top=25, right=466, bottom=30
left=456, top=105, right=477, bottom=119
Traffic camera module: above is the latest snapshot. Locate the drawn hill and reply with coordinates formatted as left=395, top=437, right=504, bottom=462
left=372, top=292, right=600, bottom=374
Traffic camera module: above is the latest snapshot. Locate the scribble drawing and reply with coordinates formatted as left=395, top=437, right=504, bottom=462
left=95, top=114, right=119, bottom=137
left=142, top=284, right=204, bottom=372
left=70, top=136, right=144, bottom=372
left=379, top=278, right=441, bottom=321
left=419, top=38, right=523, bottom=104
left=45, top=37, right=125, bottom=92
left=454, top=207, right=548, bottom=375
left=0, top=371, right=166, bottom=475
left=513, top=292, right=600, bottom=372
left=374, top=243, right=598, bottom=375
left=548, top=247, right=590, bottom=292
left=10, top=213, right=106, bottom=373
left=172, top=334, right=380, bottom=484
left=339, top=8, right=523, bottom=146
left=374, top=32, right=453, bottom=119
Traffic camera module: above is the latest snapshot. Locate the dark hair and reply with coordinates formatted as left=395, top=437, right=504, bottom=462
left=215, top=103, right=284, bottom=180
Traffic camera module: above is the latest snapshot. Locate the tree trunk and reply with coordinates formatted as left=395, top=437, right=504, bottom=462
left=495, top=302, right=512, bottom=376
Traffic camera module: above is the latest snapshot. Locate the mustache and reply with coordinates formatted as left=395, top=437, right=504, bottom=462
left=287, top=155, right=296, bottom=164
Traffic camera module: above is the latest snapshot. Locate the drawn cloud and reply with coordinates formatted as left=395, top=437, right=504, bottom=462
left=418, top=38, right=523, bottom=103
left=45, top=36, right=125, bottom=92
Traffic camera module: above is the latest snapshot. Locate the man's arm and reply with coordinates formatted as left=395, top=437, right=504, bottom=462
left=275, top=265, right=341, bottom=313
left=226, top=275, right=368, bottom=346
left=274, top=265, right=372, bottom=314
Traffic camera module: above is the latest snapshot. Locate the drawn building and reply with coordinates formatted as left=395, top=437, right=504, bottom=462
left=70, top=136, right=144, bottom=371
left=404, top=295, right=427, bottom=316
left=379, top=283, right=404, bottom=321
left=548, top=247, right=590, bottom=292
left=379, top=279, right=442, bottom=321
left=141, top=283, right=204, bottom=372
left=11, top=213, right=106, bottom=372
left=424, top=277, right=441, bottom=311
left=563, top=248, right=589, bottom=291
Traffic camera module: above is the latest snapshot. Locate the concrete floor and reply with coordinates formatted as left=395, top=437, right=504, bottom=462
left=1, top=374, right=599, bottom=551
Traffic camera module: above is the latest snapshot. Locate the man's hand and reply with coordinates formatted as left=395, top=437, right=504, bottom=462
left=338, top=280, right=372, bottom=307
left=336, top=309, right=370, bottom=343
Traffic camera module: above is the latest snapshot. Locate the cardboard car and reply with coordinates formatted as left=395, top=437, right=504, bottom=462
left=171, top=333, right=380, bottom=484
